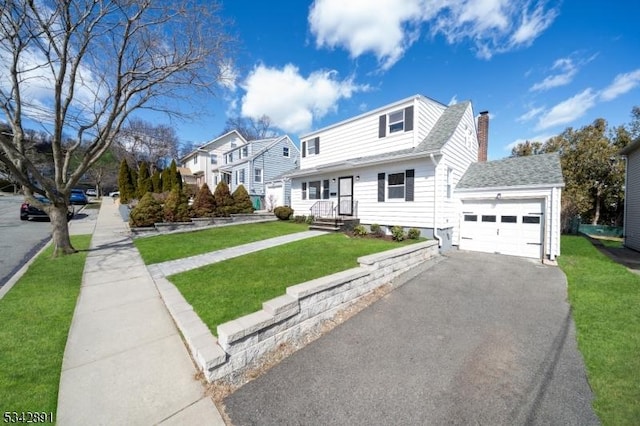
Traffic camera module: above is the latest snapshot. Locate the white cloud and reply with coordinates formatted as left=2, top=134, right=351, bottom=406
left=530, top=57, right=576, bottom=92
left=218, top=59, right=238, bottom=91
left=600, top=69, right=640, bottom=101
left=309, top=0, right=423, bottom=70
left=240, top=64, right=369, bottom=134
left=308, top=0, right=559, bottom=68
left=535, top=89, right=597, bottom=130
left=517, top=106, right=545, bottom=122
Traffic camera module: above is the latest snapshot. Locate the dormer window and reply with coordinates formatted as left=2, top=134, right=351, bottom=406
left=378, top=106, right=414, bottom=138
left=388, top=110, right=404, bottom=133
left=301, top=137, right=319, bottom=158
left=242, top=146, right=248, bottom=157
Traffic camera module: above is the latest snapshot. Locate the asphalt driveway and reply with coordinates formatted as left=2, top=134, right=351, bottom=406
left=222, top=250, right=599, bottom=425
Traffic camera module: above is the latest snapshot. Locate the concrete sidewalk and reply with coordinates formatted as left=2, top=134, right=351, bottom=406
left=57, top=199, right=224, bottom=425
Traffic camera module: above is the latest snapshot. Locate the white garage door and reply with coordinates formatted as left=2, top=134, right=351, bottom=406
left=459, top=199, right=544, bottom=259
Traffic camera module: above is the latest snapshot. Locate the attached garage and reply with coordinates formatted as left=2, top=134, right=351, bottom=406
left=460, top=199, right=544, bottom=259
left=455, top=153, right=564, bottom=261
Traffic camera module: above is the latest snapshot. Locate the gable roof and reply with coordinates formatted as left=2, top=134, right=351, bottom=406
left=456, top=152, right=565, bottom=190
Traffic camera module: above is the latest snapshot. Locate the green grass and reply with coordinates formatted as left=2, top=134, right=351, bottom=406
left=0, top=235, right=91, bottom=414
left=170, top=233, right=419, bottom=335
left=558, top=236, right=640, bottom=425
left=134, top=221, right=309, bottom=264
left=597, top=238, right=623, bottom=249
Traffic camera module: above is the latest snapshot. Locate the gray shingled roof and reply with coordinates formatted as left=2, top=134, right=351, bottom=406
left=416, top=101, right=470, bottom=152
left=457, top=152, right=565, bottom=190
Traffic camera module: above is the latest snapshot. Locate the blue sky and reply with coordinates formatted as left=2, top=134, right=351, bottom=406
left=173, top=0, right=640, bottom=161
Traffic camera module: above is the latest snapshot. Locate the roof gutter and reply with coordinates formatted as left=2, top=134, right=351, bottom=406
left=429, top=153, right=443, bottom=248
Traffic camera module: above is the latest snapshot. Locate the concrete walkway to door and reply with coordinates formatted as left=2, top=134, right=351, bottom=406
left=223, top=250, right=599, bottom=425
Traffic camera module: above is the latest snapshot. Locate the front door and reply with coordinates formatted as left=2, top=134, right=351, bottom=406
left=338, top=176, right=353, bottom=216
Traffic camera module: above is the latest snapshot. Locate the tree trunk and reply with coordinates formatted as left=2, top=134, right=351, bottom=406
left=592, top=192, right=601, bottom=225
left=50, top=204, right=77, bottom=257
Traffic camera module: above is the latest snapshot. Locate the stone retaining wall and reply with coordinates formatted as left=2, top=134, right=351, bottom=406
left=131, top=213, right=277, bottom=237
left=156, top=240, right=439, bottom=382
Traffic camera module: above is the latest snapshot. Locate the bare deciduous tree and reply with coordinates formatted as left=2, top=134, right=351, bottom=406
left=0, top=0, right=234, bottom=256
left=221, top=115, right=275, bottom=141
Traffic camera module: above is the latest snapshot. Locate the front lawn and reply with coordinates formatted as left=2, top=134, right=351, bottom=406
left=558, top=235, right=640, bottom=425
left=134, top=221, right=308, bottom=264
left=0, top=235, right=91, bottom=414
left=169, top=233, right=419, bottom=335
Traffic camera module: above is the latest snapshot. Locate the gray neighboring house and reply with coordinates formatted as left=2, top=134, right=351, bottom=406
left=620, top=139, right=640, bottom=251
left=220, top=135, right=299, bottom=210
left=455, top=153, right=565, bottom=260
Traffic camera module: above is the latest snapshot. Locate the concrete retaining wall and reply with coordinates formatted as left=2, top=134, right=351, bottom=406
left=157, top=240, right=439, bottom=382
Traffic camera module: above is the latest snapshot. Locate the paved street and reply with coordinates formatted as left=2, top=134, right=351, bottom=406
left=223, top=250, right=598, bottom=425
left=0, top=194, right=51, bottom=287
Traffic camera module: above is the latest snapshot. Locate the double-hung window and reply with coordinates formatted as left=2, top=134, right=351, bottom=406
left=254, top=168, right=262, bottom=183
left=378, top=169, right=415, bottom=202
left=283, top=147, right=290, bottom=157
left=387, top=172, right=405, bottom=199
left=388, top=110, right=404, bottom=133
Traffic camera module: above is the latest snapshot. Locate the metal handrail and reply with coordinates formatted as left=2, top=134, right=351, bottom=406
left=310, top=200, right=334, bottom=218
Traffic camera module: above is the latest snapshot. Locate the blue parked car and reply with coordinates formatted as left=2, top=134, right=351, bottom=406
left=70, top=188, right=89, bottom=205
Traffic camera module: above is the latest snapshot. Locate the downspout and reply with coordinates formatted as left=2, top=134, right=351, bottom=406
left=429, top=153, right=443, bottom=248
left=548, top=191, right=555, bottom=261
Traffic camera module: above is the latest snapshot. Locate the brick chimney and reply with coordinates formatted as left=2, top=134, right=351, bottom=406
left=477, top=111, right=489, bottom=162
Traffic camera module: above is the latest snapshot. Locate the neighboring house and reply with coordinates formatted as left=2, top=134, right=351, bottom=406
left=219, top=136, right=300, bottom=209
left=264, top=168, right=297, bottom=211
left=180, top=131, right=300, bottom=209
left=179, top=130, right=249, bottom=189
left=455, top=153, right=564, bottom=260
left=286, top=94, right=564, bottom=260
left=620, top=139, right=640, bottom=251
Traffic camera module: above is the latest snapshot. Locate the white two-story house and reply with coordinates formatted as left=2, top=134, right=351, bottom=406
left=288, top=95, right=478, bottom=250
left=287, top=94, right=564, bottom=260
left=180, top=130, right=248, bottom=189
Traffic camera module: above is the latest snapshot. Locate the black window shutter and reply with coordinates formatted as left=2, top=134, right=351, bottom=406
left=404, top=106, right=414, bottom=132
left=378, top=115, right=386, bottom=138
left=302, top=182, right=307, bottom=200
left=322, top=179, right=329, bottom=199
left=405, top=169, right=415, bottom=201
left=315, top=137, right=319, bottom=154
left=301, top=141, right=306, bottom=158
left=378, top=173, right=385, bottom=202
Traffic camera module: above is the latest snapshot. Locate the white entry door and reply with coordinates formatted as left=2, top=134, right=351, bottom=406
left=459, top=199, right=544, bottom=259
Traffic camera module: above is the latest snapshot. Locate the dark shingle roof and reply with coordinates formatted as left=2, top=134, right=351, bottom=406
left=457, top=152, right=565, bottom=189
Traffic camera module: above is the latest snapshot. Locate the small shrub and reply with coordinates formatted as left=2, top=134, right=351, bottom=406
left=353, top=225, right=368, bottom=237
left=370, top=223, right=382, bottom=236
left=391, top=225, right=405, bottom=241
left=305, top=215, right=315, bottom=224
left=191, top=183, right=216, bottom=218
left=232, top=184, right=254, bottom=214
left=293, top=215, right=305, bottom=223
left=274, top=206, right=293, bottom=220
left=213, top=181, right=234, bottom=217
left=408, top=228, right=421, bottom=240
left=163, top=187, right=191, bottom=222
left=129, top=192, right=163, bottom=227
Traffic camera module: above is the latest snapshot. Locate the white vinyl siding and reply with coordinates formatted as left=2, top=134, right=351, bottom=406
left=624, top=148, right=640, bottom=250
left=291, top=159, right=436, bottom=229
left=299, top=96, right=446, bottom=170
